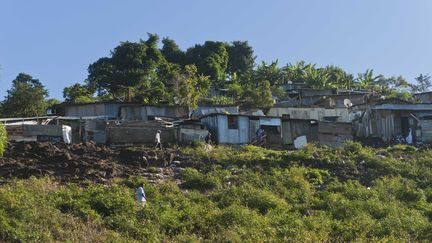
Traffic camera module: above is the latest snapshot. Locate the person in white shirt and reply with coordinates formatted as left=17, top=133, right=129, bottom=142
left=155, top=130, right=162, bottom=149
left=136, top=186, right=146, bottom=207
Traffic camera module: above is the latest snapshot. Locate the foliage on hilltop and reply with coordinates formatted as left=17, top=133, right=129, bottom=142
left=2, top=35, right=431, bottom=113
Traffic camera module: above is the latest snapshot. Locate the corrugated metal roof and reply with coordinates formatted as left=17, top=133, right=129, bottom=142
left=372, top=103, right=432, bottom=111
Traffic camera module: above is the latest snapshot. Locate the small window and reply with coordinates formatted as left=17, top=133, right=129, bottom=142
left=228, top=116, right=239, bottom=129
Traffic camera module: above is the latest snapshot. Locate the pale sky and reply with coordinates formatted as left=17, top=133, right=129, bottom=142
left=1, top=0, right=432, bottom=99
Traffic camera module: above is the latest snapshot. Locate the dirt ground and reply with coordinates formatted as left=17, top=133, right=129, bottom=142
left=0, top=141, right=192, bottom=184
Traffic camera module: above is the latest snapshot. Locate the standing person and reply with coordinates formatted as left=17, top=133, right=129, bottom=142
left=155, top=130, right=162, bottom=149
left=256, top=127, right=264, bottom=138
left=205, top=131, right=212, bottom=144
left=136, top=185, right=146, bottom=207
left=204, top=131, right=213, bottom=151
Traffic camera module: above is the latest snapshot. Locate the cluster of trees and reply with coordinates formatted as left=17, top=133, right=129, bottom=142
left=1, top=143, right=432, bottom=241
left=63, top=34, right=270, bottom=108
left=63, top=33, right=431, bottom=107
left=1, top=33, right=432, bottom=117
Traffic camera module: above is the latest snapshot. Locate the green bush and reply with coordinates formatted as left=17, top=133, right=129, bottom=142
left=181, top=168, right=221, bottom=191
left=0, top=123, right=6, bottom=157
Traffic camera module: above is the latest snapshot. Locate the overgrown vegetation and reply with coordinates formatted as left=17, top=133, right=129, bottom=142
left=0, top=123, right=6, bottom=156
left=1, top=142, right=432, bottom=241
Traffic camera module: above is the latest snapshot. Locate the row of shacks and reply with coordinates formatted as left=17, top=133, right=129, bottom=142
left=3, top=89, right=432, bottom=148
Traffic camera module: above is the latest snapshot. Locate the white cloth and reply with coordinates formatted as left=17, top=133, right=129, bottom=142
left=294, top=135, right=308, bottom=149
left=62, top=125, right=72, bottom=144
left=136, top=187, right=146, bottom=202
left=155, top=132, right=161, bottom=143
left=406, top=128, right=413, bottom=144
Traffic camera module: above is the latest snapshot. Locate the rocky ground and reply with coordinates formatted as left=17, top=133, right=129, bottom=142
left=0, top=141, right=193, bottom=184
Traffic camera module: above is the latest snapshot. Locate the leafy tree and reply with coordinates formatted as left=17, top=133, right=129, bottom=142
left=253, top=61, right=281, bottom=86
left=161, top=38, right=185, bottom=65
left=303, top=64, right=330, bottom=88
left=63, top=83, right=95, bottom=102
left=203, top=96, right=236, bottom=105
left=0, top=122, right=6, bottom=156
left=46, top=98, right=61, bottom=109
left=226, top=81, right=243, bottom=100
left=185, top=41, right=228, bottom=87
left=2, top=73, right=48, bottom=117
left=282, top=61, right=310, bottom=84
left=176, top=65, right=211, bottom=108
left=87, top=33, right=165, bottom=101
left=243, top=80, right=274, bottom=108
left=386, top=90, right=414, bottom=101
left=133, top=61, right=181, bottom=105
left=356, top=69, right=379, bottom=90
left=410, top=74, right=431, bottom=93
left=320, top=65, right=354, bottom=89
left=374, top=75, right=410, bottom=94
left=226, top=41, right=255, bottom=79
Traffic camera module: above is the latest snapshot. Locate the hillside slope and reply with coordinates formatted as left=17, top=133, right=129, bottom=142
left=0, top=142, right=431, bottom=241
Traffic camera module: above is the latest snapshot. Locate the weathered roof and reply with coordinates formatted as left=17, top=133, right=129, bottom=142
left=200, top=112, right=281, bottom=120
left=351, top=98, right=412, bottom=109
left=372, top=103, right=432, bottom=111
left=413, top=91, right=432, bottom=95
left=0, top=116, right=56, bottom=122
left=51, top=102, right=188, bottom=109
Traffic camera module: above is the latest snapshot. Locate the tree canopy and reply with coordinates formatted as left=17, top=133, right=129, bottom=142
left=3, top=34, right=430, bottom=113
left=1, top=73, right=49, bottom=117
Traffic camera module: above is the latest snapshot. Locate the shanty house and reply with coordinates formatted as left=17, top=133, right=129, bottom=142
left=354, top=101, right=432, bottom=143
left=200, top=113, right=283, bottom=146
left=106, top=120, right=178, bottom=145
left=178, top=120, right=209, bottom=144
left=318, top=121, right=353, bottom=147
left=414, top=91, right=432, bottom=103
left=281, top=117, right=318, bottom=148
left=1, top=117, right=71, bottom=143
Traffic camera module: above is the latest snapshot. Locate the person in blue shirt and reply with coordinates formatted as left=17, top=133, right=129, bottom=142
left=136, top=185, right=146, bottom=207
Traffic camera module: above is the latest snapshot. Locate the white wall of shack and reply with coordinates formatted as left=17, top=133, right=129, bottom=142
left=216, top=115, right=249, bottom=144
left=201, top=115, right=250, bottom=144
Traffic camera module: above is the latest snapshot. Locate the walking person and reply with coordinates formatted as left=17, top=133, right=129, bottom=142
left=136, top=185, right=146, bottom=207
left=204, top=131, right=213, bottom=151
left=155, top=130, right=162, bottom=149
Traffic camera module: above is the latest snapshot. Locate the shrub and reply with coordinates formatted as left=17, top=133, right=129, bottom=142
left=181, top=168, right=221, bottom=191
left=0, top=123, right=6, bottom=157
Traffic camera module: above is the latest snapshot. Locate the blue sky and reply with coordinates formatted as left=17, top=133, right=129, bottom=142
left=1, top=0, right=432, bottom=99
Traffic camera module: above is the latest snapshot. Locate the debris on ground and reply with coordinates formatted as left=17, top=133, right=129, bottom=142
left=0, top=141, right=189, bottom=184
